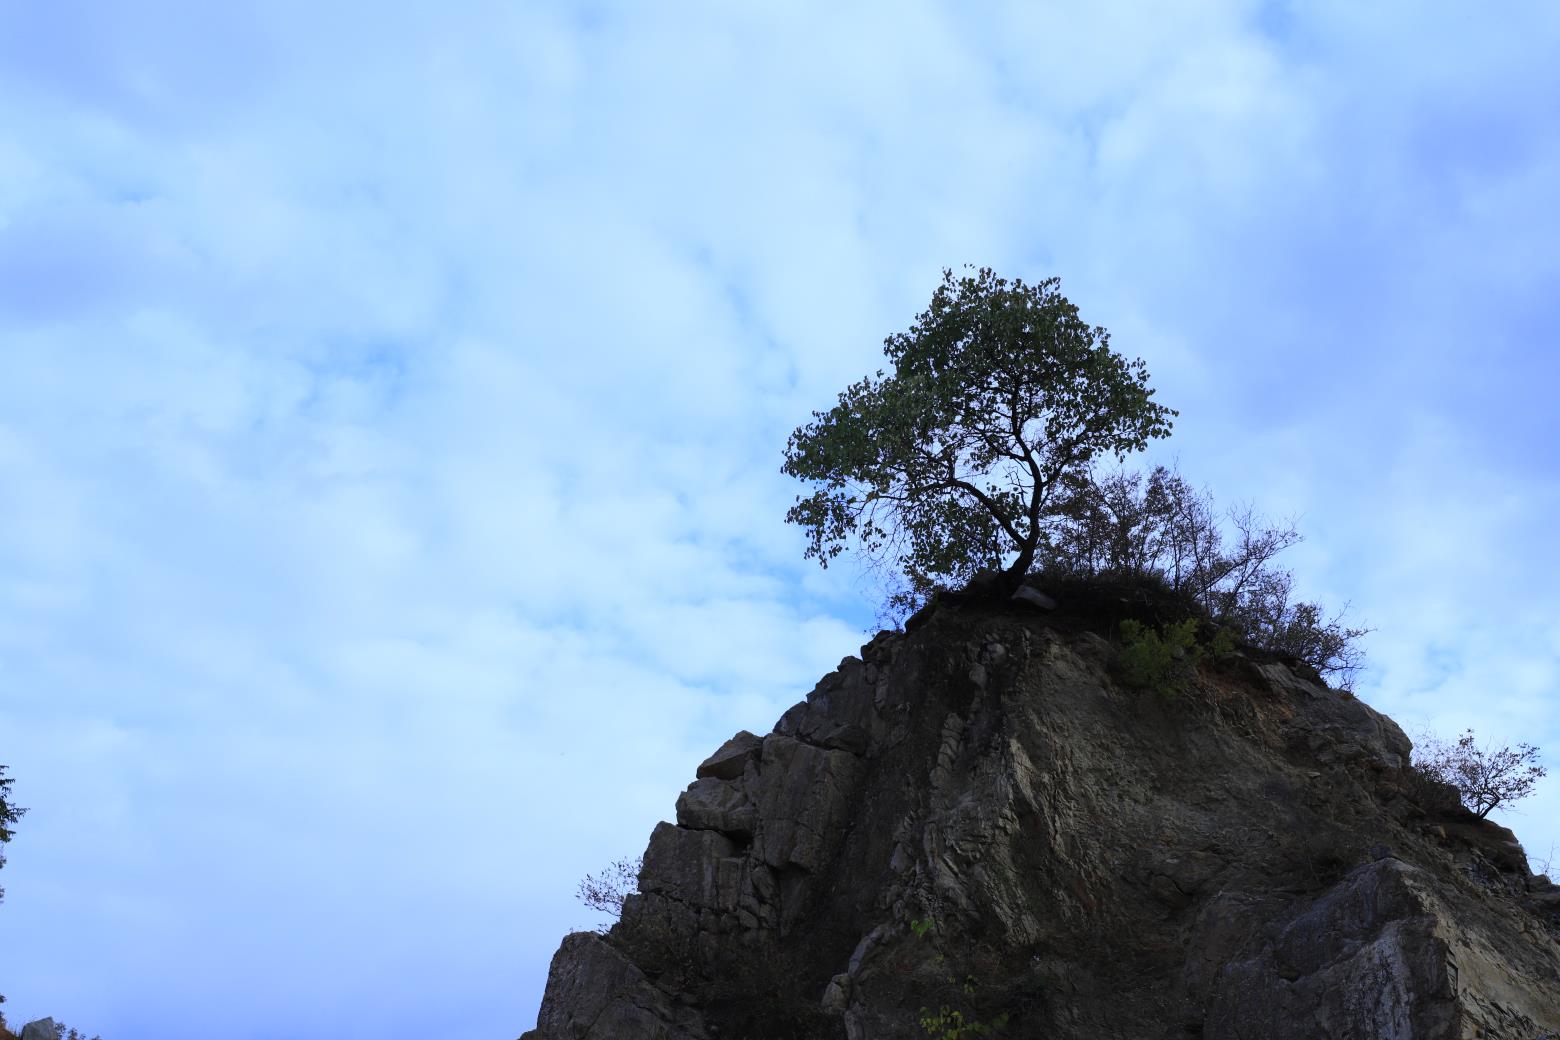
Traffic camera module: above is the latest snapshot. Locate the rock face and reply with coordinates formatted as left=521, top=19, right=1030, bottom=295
left=18, top=1020, right=58, bottom=1040
left=522, top=587, right=1560, bottom=1039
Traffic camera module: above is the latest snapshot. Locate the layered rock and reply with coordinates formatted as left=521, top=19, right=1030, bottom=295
left=522, top=587, right=1560, bottom=1039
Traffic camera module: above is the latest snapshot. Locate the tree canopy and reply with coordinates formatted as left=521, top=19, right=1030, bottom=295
left=783, top=267, right=1175, bottom=611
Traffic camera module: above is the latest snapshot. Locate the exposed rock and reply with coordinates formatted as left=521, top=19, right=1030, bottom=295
left=1010, top=585, right=1057, bottom=610
left=695, top=731, right=763, bottom=781
left=519, top=933, right=706, bottom=1040
left=675, top=777, right=755, bottom=837
left=524, top=592, right=1560, bottom=1039
left=19, top=1021, right=58, bottom=1040
left=751, top=734, right=864, bottom=875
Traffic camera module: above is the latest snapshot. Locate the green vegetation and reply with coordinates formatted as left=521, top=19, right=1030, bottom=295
left=1115, top=618, right=1204, bottom=696
left=918, top=1003, right=1010, bottom=1040
left=783, top=267, right=1175, bottom=615
left=1049, top=465, right=1368, bottom=687
left=0, top=764, right=23, bottom=904
left=1113, top=618, right=1236, bottom=698
left=783, top=269, right=1367, bottom=686
left=906, top=916, right=1013, bottom=1039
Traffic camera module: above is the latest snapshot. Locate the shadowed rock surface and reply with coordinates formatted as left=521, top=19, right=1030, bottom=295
left=521, top=584, right=1560, bottom=1039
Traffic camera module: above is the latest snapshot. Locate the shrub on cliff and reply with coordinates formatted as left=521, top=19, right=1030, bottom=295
left=783, top=267, right=1175, bottom=615
left=1413, top=730, right=1547, bottom=819
left=1046, top=465, right=1368, bottom=688
left=576, top=855, right=641, bottom=930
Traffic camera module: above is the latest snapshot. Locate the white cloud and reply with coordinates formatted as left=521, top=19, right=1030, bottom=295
left=1, top=2, right=1557, bottom=1037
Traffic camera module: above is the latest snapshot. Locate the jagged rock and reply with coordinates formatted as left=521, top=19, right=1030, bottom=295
left=695, top=730, right=762, bottom=781
left=641, top=823, right=740, bottom=911
left=19, top=1021, right=58, bottom=1040
left=752, top=734, right=864, bottom=875
left=518, top=933, right=706, bottom=1040
left=524, top=594, right=1560, bottom=1039
left=675, top=777, right=756, bottom=837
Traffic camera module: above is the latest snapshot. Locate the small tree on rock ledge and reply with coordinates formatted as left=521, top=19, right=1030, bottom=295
left=576, top=855, right=641, bottom=932
left=1413, top=730, right=1547, bottom=819
left=783, top=267, right=1176, bottom=614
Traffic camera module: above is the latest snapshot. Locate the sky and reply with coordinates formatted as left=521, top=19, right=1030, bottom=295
left=1, top=2, right=1558, bottom=1037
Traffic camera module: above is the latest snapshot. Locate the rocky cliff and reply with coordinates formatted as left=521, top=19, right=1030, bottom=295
left=521, top=583, right=1560, bottom=1039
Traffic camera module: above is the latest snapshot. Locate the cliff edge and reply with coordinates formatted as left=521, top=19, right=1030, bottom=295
left=522, top=585, right=1560, bottom=1039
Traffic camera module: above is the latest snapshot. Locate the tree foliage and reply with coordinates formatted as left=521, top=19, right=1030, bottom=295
left=1115, top=618, right=1205, bottom=697
left=1048, top=466, right=1369, bottom=688
left=0, top=764, right=23, bottom=1012
left=0, top=764, right=23, bottom=906
left=784, top=268, right=1175, bottom=612
left=1413, top=730, right=1547, bottom=819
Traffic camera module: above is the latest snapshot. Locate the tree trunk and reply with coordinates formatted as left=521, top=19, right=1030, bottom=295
left=1000, top=537, right=1038, bottom=593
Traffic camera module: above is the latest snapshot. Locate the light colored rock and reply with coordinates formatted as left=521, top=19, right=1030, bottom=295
left=820, top=972, right=851, bottom=1013
left=1011, top=585, right=1057, bottom=610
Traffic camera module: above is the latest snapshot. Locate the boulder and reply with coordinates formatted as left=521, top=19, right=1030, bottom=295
left=695, top=731, right=762, bottom=781
left=675, top=777, right=756, bottom=837
left=1011, top=584, right=1057, bottom=610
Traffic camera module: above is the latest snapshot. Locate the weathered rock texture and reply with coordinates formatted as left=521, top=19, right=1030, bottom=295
left=522, top=584, right=1560, bottom=1039
left=18, top=1020, right=59, bottom=1040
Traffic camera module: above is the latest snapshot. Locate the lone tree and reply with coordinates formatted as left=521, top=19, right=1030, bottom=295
left=784, top=268, right=1175, bottom=612
left=1413, top=730, right=1547, bottom=819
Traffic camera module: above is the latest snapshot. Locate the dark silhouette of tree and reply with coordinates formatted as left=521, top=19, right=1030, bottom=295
left=0, top=764, right=23, bottom=905
left=0, top=764, right=24, bottom=1011
left=1414, top=730, right=1547, bottom=819
left=576, top=855, right=641, bottom=931
left=784, top=268, right=1175, bottom=613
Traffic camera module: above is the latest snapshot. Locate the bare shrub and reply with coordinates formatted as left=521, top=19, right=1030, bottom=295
left=576, top=855, right=642, bottom=928
left=1413, top=730, right=1548, bottom=819
left=1045, top=465, right=1369, bottom=688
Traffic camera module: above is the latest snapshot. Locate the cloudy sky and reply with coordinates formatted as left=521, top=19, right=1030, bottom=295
left=2, top=2, right=1558, bottom=1037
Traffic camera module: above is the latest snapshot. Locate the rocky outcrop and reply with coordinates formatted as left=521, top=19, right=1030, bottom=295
left=18, top=1020, right=59, bottom=1040
left=522, top=587, right=1560, bottom=1039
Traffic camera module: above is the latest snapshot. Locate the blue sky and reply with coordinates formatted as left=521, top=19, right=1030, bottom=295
left=2, top=2, right=1558, bottom=1037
